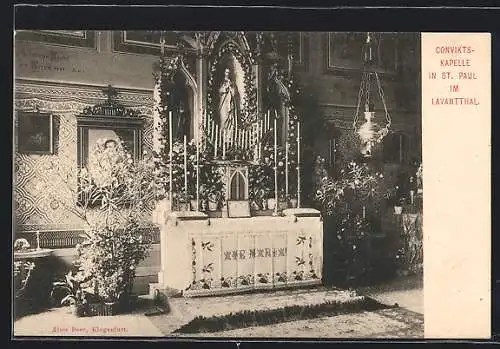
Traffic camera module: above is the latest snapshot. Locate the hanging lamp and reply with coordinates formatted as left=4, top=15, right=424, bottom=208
left=352, top=32, right=392, bottom=158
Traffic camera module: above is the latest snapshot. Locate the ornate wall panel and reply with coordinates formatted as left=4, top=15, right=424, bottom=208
left=14, top=81, right=153, bottom=231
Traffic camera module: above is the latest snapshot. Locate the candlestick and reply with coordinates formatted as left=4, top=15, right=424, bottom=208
left=169, top=111, right=173, bottom=211
left=211, top=120, right=215, bottom=144
left=297, top=121, right=301, bottom=208
left=36, top=231, right=40, bottom=250
left=258, top=120, right=262, bottom=159
left=273, top=118, right=278, bottom=216
left=285, top=141, right=289, bottom=200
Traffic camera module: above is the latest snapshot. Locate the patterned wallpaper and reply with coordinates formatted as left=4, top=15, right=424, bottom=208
left=14, top=81, right=154, bottom=231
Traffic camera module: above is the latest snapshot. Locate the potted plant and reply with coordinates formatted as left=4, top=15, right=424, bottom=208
left=50, top=271, right=89, bottom=317
left=175, top=192, right=191, bottom=211
left=394, top=197, right=406, bottom=215
left=46, top=140, right=156, bottom=316
left=199, top=163, right=224, bottom=212
left=278, top=191, right=288, bottom=211
left=207, top=192, right=221, bottom=211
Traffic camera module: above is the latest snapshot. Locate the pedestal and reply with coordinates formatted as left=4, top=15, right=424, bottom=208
left=155, top=207, right=323, bottom=297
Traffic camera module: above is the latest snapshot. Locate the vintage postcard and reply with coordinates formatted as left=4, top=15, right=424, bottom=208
left=12, top=28, right=491, bottom=340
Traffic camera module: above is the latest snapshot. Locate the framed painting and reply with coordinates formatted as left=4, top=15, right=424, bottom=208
left=113, top=30, right=188, bottom=55
left=15, top=30, right=97, bottom=49
left=76, top=115, right=144, bottom=169
left=275, top=32, right=309, bottom=71
left=323, top=32, right=399, bottom=75
left=17, top=111, right=54, bottom=154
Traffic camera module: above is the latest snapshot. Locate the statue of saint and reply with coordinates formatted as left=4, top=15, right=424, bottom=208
left=218, top=68, right=239, bottom=130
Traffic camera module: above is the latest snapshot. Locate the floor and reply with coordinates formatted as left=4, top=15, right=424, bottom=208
left=13, top=275, right=423, bottom=339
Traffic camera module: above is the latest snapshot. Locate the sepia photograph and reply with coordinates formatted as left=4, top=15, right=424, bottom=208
left=13, top=29, right=424, bottom=339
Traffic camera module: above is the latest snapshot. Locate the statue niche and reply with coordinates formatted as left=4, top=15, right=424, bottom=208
left=264, top=62, right=291, bottom=145
left=166, top=70, right=193, bottom=141
left=214, top=53, right=246, bottom=133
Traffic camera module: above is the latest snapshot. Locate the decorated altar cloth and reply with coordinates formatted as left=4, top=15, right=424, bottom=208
left=155, top=207, right=323, bottom=297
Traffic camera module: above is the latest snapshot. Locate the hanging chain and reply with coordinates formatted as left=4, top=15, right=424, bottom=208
left=375, top=72, right=392, bottom=129
left=353, top=72, right=368, bottom=130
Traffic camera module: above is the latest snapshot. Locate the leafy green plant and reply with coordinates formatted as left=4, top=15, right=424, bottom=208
left=50, top=271, right=88, bottom=307
left=45, top=142, right=157, bottom=308
left=75, top=219, right=151, bottom=303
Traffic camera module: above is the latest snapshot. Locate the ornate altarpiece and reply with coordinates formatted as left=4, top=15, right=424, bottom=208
left=153, top=31, right=300, bottom=216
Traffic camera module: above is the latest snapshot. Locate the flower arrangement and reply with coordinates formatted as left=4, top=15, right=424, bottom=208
left=248, top=163, right=273, bottom=208
left=313, top=156, right=392, bottom=284
left=46, top=140, right=157, bottom=314
left=199, top=163, right=225, bottom=209
left=75, top=219, right=150, bottom=304
left=14, top=238, right=31, bottom=252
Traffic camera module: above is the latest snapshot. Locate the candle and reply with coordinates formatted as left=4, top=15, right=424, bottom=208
left=36, top=231, right=40, bottom=250
left=215, top=124, right=219, bottom=158
left=184, top=135, right=188, bottom=198
left=169, top=111, right=173, bottom=211
left=285, top=141, right=289, bottom=200
left=196, top=133, right=200, bottom=211
left=297, top=121, right=301, bottom=208
left=362, top=206, right=366, bottom=219
left=273, top=118, right=278, bottom=216
left=211, top=120, right=215, bottom=143
left=222, top=130, right=226, bottom=159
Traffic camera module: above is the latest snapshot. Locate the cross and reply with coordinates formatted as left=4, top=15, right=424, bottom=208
left=102, top=84, right=118, bottom=104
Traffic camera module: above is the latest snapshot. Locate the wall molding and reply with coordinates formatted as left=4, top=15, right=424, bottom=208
left=15, top=79, right=153, bottom=115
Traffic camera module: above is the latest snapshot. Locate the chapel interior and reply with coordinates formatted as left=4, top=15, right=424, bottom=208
left=13, top=31, right=422, bottom=305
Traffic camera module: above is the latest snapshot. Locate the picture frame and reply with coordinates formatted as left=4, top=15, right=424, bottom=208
left=15, top=30, right=97, bottom=49
left=113, top=30, right=194, bottom=56
left=17, top=111, right=54, bottom=154
left=323, top=32, right=399, bottom=76
left=76, top=115, right=144, bottom=169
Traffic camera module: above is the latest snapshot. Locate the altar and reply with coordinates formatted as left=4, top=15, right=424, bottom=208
left=151, top=32, right=323, bottom=297
left=153, top=207, right=322, bottom=296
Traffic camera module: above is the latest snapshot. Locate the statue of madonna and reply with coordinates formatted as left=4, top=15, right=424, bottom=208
left=218, top=68, right=240, bottom=131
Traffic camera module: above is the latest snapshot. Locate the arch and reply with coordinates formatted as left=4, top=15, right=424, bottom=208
left=229, top=169, right=247, bottom=200
left=207, top=32, right=251, bottom=56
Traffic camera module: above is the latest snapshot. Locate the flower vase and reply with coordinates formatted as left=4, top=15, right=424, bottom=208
left=190, top=200, right=199, bottom=211
left=278, top=200, right=287, bottom=211
left=394, top=206, right=403, bottom=215
left=267, top=198, right=276, bottom=210
left=250, top=201, right=260, bottom=211
left=208, top=201, right=218, bottom=211
left=261, top=199, right=268, bottom=210
left=200, top=200, right=208, bottom=211
left=289, top=198, right=298, bottom=208
left=71, top=303, right=86, bottom=317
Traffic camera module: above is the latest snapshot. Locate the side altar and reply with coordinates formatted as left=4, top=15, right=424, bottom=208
left=150, top=32, right=323, bottom=297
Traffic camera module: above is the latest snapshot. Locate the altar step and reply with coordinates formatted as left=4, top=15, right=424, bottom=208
left=147, top=285, right=392, bottom=334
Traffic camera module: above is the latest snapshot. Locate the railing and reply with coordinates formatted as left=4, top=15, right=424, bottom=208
left=15, top=227, right=161, bottom=249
